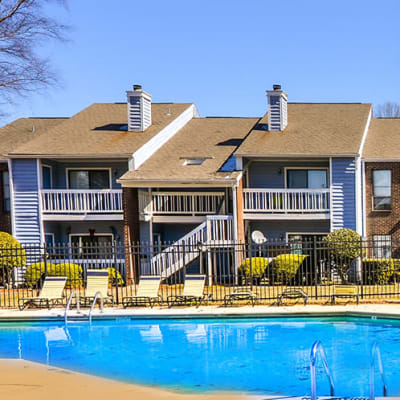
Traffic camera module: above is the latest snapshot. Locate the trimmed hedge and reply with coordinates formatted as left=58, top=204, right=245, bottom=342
left=239, top=257, right=270, bottom=276
left=108, top=267, right=124, bottom=286
left=0, top=232, right=26, bottom=271
left=25, top=262, right=83, bottom=288
left=362, top=258, right=395, bottom=284
left=269, top=254, right=308, bottom=283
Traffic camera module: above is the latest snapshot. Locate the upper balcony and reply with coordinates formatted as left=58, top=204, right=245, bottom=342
left=41, top=189, right=123, bottom=220
left=243, top=188, right=330, bottom=219
left=139, top=191, right=227, bottom=222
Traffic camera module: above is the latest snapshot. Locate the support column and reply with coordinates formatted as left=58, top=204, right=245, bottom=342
left=123, top=187, right=140, bottom=283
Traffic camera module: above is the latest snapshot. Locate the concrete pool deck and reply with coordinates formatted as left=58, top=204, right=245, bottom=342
left=2, top=303, right=400, bottom=320
left=0, top=359, right=247, bottom=400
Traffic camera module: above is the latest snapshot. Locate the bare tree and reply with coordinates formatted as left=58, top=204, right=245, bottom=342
left=0, top=0, right=67, bottom=102
left=374, top=102, right=400, bottom=118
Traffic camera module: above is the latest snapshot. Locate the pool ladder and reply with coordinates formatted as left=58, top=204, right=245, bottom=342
left=310, top=340, right=387, bottom=400
left=64, top=290, right=103, bottom=324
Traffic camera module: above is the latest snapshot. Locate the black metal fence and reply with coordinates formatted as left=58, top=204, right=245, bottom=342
left=0, top=237, right=399, bottom=308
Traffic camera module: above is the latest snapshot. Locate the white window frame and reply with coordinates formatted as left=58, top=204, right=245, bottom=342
left=68, top=232, right=114, bottom=247
left=284, top=167, right=329, bottom=189
left=41, top=164, right=53, bottom=189
left=373, top=235, right=392, bottom=258
left=372, top=169, right=392, bottom=212
left=66, top=167, right=112, bottom=189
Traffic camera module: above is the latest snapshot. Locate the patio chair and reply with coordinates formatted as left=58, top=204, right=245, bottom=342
left=277, top=287, right=308, bottom=306
left=224, top=286, right=259, bottom=307
left=80, top=270, right=113, bottom=307
left=331, top=285, right=360, bottom=304
left=167, top=275, right=212, bottom=307
left=122, top=275, right=162, bottom=308
left=18, top=276, right=67, bottom=311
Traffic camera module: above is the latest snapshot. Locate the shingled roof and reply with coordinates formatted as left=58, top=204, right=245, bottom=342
left=118, top=117, right=259, bottom=186
left=363, top=118, right=400, bottom=160
left=235, top=103, right=372, bottom=157
left=9, top=102, right=193, bottom=157
left=0, top=117, right=67, bottom=160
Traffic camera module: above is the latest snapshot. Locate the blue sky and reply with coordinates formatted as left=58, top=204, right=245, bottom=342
left=5, top=0, right=400, bottom=123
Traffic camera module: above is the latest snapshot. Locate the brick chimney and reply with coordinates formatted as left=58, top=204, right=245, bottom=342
left=126, top=84, right=152, bottom=132
left=266, top=84, right=288, bottom=131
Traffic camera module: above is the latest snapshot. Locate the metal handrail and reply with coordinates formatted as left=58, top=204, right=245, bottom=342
left=310, top=340, right=335, bottom=400
left=88, top=291, right=103, bottom=324
left=64, top=290, right=81, bottom=324
left=64, top=290, right=75, bottom=325
left=370, top=342, right=388, bottom=400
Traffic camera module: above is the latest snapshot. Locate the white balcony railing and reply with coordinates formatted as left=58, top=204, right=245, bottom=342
left=139, top=191, right=226, bottom=216
left=243, top=188, right=330, bottom=214
left=41, top=189, right=123, bottom=213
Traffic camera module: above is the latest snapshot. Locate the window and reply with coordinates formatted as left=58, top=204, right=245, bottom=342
left=372, top=170, right=391, bottom=210
left=2, top=171, right=10, bottom=212
left=286, top=169, right=328, bottom=189
left=373, top=235, right=392, bottom=258
left=68, top=169, right=110, bottom=189
left=42, top=165, right=52, bottom=189
left=182, top=158, right=206, bottom=166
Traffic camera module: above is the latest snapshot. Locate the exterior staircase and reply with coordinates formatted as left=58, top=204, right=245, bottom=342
left=148, top=215, right=233, bottom=277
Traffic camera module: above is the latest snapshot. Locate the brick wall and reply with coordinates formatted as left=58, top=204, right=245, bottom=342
left=365, top=162, right=400, bottom=241
left=0, top=163, right=11, bottom=234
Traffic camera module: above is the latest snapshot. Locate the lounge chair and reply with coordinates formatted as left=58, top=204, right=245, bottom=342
left=278, top=287, right=308, bottom=306
left=167, top=275, right=212, bottom=307
left=331, top=285, right=360, bottom=304
left=19, top=276, right=67, bottom=310
left=80, top=270, right=113, bottom=307
left=224, top=286, right=259, bottom=307
left=122, top=275, right=162, bottom=308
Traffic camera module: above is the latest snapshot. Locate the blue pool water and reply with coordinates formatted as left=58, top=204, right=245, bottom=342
left=0, top=316, right=399, bottom=396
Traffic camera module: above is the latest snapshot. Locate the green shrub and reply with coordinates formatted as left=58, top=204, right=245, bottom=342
left=0, top=232, right=26, bottom=272
left=55, top=263, right=83, bottom=288
left=363, top=258, right=395, bottom=284
left=25, top=262, right=56, bottom=288
left=323, top=229, right=362, bottom=282
left=269, top=254, right=308, bottom=283
left=239, top=257, right=270, bottom=276
left=108, top=267, right=124, bottom=286
left=25, top=262, right=83, bottom=288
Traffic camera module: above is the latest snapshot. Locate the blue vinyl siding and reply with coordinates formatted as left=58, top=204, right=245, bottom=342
left=331, top=158, right=356, bottom=231
left=11, top=159, right=41, bottom=245
left=247, top=160, right=329, bottom=188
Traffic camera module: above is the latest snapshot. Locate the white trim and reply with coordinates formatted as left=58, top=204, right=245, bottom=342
left=131, top=104, right=197, bottom=170
left=44, top=232, right=55, bottom=246
left=66, top=167, right=112, bottom=189
left=118, top=180, right=236, bottom=188
left=7, top=159, right=16, bottom=237
left=37, top=159, right=44, bottom=244
left=362, top=159, right=367, bottom=237
left=41, top=164, right=53, bottom=189
left=363, top=158, right=400, bottom=162
left=243, top=213, right=330, bottom=220
left=329, top=157, right=333, bottom=231
left=234, top=153, right=359, bottom=158
left=42, top=214, right=123, bottom=221
left=235, top=156, right=243, bottom=171
left=9, top=153, right=131, bottom=159
left=284, top=167, right=329, bottom=189
left=356, top=108, right=372, bottom=235
left=358, top=107, right=372, bottom=157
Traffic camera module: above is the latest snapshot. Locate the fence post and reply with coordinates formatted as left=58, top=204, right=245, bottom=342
left=314, top=236, right=318, bottom=300
left=113, top=240, right=119, bottom=305
left=360, top=236, right=364, bottom=300
left=43, top=242, right=48, bottom=287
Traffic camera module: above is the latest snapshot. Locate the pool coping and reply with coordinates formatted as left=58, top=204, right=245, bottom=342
left=2, top=303, right=400, bottom=322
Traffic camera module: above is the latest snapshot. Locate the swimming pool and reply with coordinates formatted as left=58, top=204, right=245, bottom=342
left=0, top=316, right=398, bottom=396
